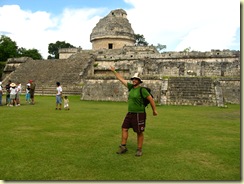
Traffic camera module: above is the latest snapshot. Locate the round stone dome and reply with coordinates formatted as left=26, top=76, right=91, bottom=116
left=90, top=9, right=135, bottom=50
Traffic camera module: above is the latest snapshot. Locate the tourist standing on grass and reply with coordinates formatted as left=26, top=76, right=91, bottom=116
left=5, top=80, right=11, bottom=106
left=29, top=80, right=36, bottom=104
left=25, top=83, right=31, bottom=103
left=9, top=83, right=17, bottom=107
left=110, top=66, right=158, bottom=156
left=56, top=82, right=62, bottom=110
left=0, top=81, right=2, bottom=106
left=16, top=82, right=22, bottom=106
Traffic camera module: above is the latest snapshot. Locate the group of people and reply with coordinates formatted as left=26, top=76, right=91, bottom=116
left=0, top=79, right=69, bottom=110
left=0, top=80, right=36, bottom=106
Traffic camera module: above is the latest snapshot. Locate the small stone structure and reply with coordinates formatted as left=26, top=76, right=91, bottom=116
left=1, top=9, right=240, bottom=106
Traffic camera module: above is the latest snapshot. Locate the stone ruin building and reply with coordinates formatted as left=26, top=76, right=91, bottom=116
left=90, top=9, right=135, bottom=50
left=1, top=9, right=240, bottom=106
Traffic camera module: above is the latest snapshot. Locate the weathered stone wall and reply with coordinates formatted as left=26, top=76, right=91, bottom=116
left=81, top=79, right=128, bottom=101
left=91, top=38, right=135, bottom=50
left=81, top=77, right=240, bottom=106
left=81, top=47, right=240, bottom=105
left=91, top=47, right=240, bottom=79
left=81, top=79, right=162, bottom=102
left=219, top=79, right=240, bottom=104
left=92, top=58, right=240, bottom=79
left=59, top=48, right=79, bottom=59
left=165, top=77, right=216, bottom=106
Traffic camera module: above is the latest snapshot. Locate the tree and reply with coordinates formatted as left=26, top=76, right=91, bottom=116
left=134, top=34, right=148, bottom=46
left=134, top=34, right=167, bottom=52
left=155, top=43, right=166, bottom=53
left=18, top=47, right=43, bottom=60
left=48, top=41, right=75, bottom=59
left=0, top=35, right=43, bottom=79
left=0, top=35, right=18, bottom=61
left=183, top=47, right=191, bottom=52
left=0, top=35, right=43, bottom=61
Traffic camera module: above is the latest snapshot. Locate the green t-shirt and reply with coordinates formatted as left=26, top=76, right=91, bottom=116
left=127, top=83, right=150, bottom=113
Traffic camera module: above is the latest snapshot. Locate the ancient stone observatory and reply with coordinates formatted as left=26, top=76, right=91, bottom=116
left=1, top=8, right=240, bottom=107
left=90, top=9, right=135, bottom=50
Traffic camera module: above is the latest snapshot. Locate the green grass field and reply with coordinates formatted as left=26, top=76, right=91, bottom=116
left=0, top=95, right=240, bottom=181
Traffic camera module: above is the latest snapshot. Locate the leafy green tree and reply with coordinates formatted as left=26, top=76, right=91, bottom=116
left=0, top=35, right=43, bottom=79
left=134, top=34, right=148, bottom=46
left=0, top=35, right=18, bottom=61
left=134, top=34, right=167, bottom=52
left=48, top=41, right=75, bottom=59
left=18, top=47, right=43, bottom=60
left=0, top=61, right=6, bottom=80
left=0, top=35, right=18, bottom=79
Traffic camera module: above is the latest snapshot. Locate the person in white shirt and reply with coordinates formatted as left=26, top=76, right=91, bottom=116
left=9, top=83, right=17, bottom=107
left=63, top=96, right=70, bottom=110
left=25, top=83, right=31, bottom=103
left=56, top=82, right=62, bottom=110
left=16, top=82, right=22, bottom=106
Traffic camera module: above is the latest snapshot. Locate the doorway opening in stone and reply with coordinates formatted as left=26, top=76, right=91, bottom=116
left=108, top=43, right=113, bottom=49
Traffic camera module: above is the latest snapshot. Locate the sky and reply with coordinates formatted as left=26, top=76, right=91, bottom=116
left=0, top=0, right=240, bottom=59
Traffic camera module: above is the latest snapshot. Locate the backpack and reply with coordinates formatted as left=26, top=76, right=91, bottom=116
left=140, top=87, right=153, bottom=107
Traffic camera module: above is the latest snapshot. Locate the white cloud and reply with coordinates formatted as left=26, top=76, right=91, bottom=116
left=0, top=5, right=105, bottom=58
left=0, top=5, right=56, bottom=57
left=0, top=0, right=240, bottom=59
left=126, top=0, right=240, bottom=51
left=53, top=8, right=106, bottom=50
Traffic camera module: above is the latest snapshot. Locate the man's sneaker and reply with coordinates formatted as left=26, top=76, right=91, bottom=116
left=116, top=145, right=128, bottom=154
left=135, top=149, right=142, bottom=156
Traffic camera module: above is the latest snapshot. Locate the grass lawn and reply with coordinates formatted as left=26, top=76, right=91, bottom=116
left=0, top=95, right=240, bottom=181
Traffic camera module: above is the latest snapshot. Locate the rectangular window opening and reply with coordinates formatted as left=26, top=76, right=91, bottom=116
left=108, top=43, right=113, bottom=49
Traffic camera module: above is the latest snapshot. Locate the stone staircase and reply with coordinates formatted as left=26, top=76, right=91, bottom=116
left=166, top=77, right=216, bottom=106
left=2, top=53, right=95, bottom=95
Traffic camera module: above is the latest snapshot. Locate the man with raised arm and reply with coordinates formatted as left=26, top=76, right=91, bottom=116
left=110, top=66, right=158, bottom=156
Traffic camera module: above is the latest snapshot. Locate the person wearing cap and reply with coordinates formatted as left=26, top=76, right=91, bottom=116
left=9, top=83, right=17, bottom=106
left=110, top=66, right=158, bottom=156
